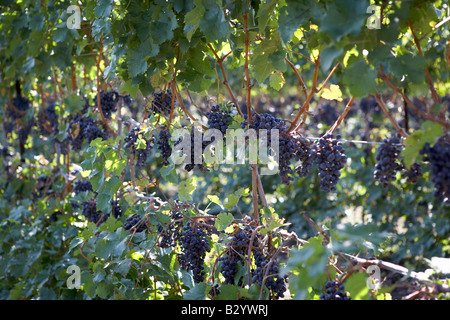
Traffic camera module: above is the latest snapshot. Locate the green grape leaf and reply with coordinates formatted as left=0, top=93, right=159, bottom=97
left=402, top=120, right=444, bottom=168
left=183, top=282, right=207, bottom=300
left=269, top=71, right=286, bottom=91
left=342, top=57, right=376, bottom=98
left=127, top=37, right=159, bottom=78
left=215, top=212, right=234, bottom=232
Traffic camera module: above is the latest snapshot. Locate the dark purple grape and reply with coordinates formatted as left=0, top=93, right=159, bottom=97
left=151, top=90, right=176, bottom=115
left=420, top=135, right=450, bottom=204
left=178, top=222, right=211, bottom=283
left=93, top=90, right=120, bottom=119
left=312, top=134, right=347, bottom=192
left=373, top=137, right=404, bottom=188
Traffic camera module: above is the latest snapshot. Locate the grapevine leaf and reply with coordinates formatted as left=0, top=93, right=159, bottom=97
left=127, top=37, right=159, bottom=78
left=215, top=284, right=239, bottom=300
left=257, top=0, right=279, bottom=33
left=215, top=212, right=234, bottom=232
left=402, top=120, right=444, bottom=168
left=269, top=71, right=286, bottom=91
left=342, top=57, right=376, bottom=98
left=198, top=1, right=228, bottom=42
left=94, top=0, right=113, bottom=18
left=320, top=84, right=343, bottom=101
left=207, top=195, right=223, bottom=209
left=320, top=46, right=343, bottom=73
left=183, top=282, right=207, bottom=300
left=344, top=272, right=370, bottom=300
left=277, top=0, right=310, bottom=44
left=318, top=0, right=369, bottom=41
left=184, top=0, right=205, bottom=41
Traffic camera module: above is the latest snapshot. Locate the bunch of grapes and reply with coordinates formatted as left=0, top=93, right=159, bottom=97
left=93, top=90, right=120, bottom=119
left=373, top=137, right=405, bottom=188
left=206, top=105, right=232, bottom=136
left=8, top=95, right=30, bottom=120
left=68, top=115, right=108, bottom=151
left=123, top=214, right=147, bottom=232
left=242, top=113, right=301, bottom=184
left=158, top=210, right=184, bottom=248
left=251, top=250, right=288, bottom=299
left=277, top=135, right=299, bottom=185
left=18, top=119, right=34, bottom=146
left=420, top=135, right=450, bottom=204
left=319, top=280, right=350, bottom=300
left=151, top=90, right=176, bottom=115
left=313, top=103, right=339, bottom=126
left=73, top=180, right=93, bottom=195
left=294, top=136, right=315, bottom=178
left=218, top=226, right=257, bottom=285
left=359, top=96, right=380, bottom=114
left=241, top=112, right=289, bottom=137
left=157, top=129, right=173, bottom=166
left=81, top=200, right=107, bottom=225
left=182, top=127, right=210, bottom=173
left=178, top=222, right=211, bottom=283
left=208, top=284, right=221, bottom=299
left=124, top=126, right=155, bottom=168
left=402, top=162, right=423, bottom=184
left=37, top=103, right=59, bottom=135
left=312, top=134, right=347, bottom=192
left=48, top=210, right=63, bottom=223
left=110, top=200, right=123, bottom=219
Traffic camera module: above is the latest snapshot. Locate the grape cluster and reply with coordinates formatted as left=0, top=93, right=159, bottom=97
left=73, top=180, right=93, bottom=195
left=294, top=136, right=315, bottom=178
left=206, top=105, right=232, bottom=136
left=373, top=137, right=404, bottom=188
left=312, top=134, right=347, bottom=192
left=38, top=103, right=59, bottom=135
left=208, top=284, right=221, bottom=299
left=93, top=90, right=120, bottom=119
left=420, top=135, right=450, bottom=204
left=48, top=210, right=63, bottom=223
left=123, top=214, right=147, bottom=232
left=68, top=115, right=108, bottom=151
left=110, top=200, right=123, bottom=219
left=81, top=200, right=107, bottom=225
left=182, top=127, right=210, bottom=173
left=179, top=222, right=211, bottom=283
left=157, top=129, right=172, bottom=166
left=319, top=280, right=350, bottom=300
left=359, top=96, right=380, bottom=114
left=252, top=251, right=288, bottom=299
left=241, top=112, right=309, bottom=185
left=8, top=95, right=30, bottom=120
left=218, top=226, right=257, bottom=285
left=18, top=119, right=34, bottom=146
left=314, top=103, right=339, bottom=126
left=402, top=162, right=423, bottom=184
left=241, top=112, right=289, bottom=137
left=278, top=135, right=299, bottom=185
left=151, top=90, right=176, bottom=115
left=124, top=126, right=155, bottom=168
left=158, top=210, right=184, bottom=248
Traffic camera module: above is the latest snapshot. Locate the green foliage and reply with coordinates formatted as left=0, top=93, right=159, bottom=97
left=0, top=0, right=449, bottom=302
